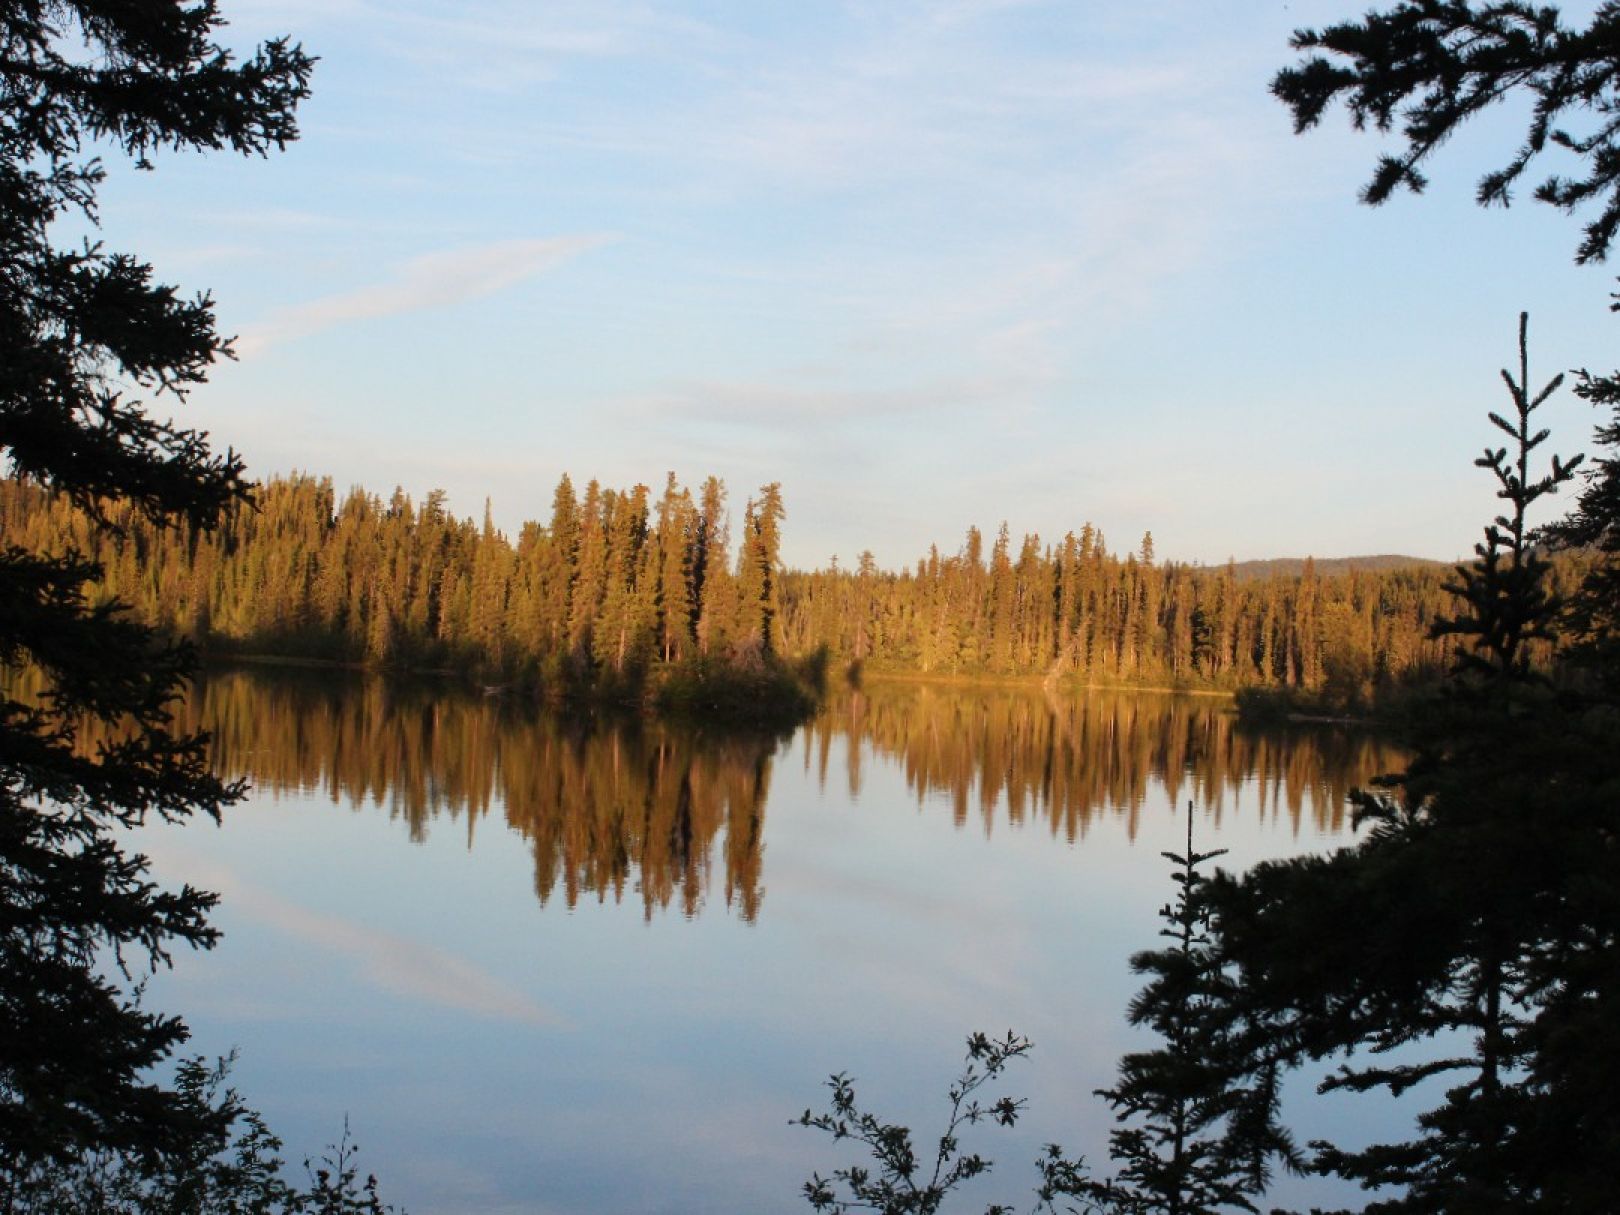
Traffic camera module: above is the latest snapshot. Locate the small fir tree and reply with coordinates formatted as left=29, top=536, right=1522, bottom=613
left=1089, top=803, right=1299, bottom=1215
left=1206, top=317, right=1613, bottom=1210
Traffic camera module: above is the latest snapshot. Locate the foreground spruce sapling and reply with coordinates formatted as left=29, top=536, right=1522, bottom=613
left=1425, top=314, right=1581, bottom=690
left=794, top=803, right=1299, bottom=1215
left=1316, top=318, right=1586, bottom=1204
left=1202, top=318, right=1616, bottom=1210
left=1089, top=803, right=1299, bottom=1215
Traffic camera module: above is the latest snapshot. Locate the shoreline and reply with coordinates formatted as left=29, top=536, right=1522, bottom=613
left=204, top=653, right=1277, bottom=704
left=855, top=669, right=1237, bottom=699
left=202, top=652, right=1394, bottom=726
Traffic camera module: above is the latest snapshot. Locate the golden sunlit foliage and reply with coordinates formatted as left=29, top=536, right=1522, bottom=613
left=12, top=668, right=1406, bottom=921
left=7, top=472, right=1584, bottom=708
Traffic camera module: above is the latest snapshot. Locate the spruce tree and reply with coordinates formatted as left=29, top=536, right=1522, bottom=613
left=1206, top=318, right=1615, bottom=1210
left=567, top=479, right=607, bottom=669
left=695, top=476, right=734, bottom=657
left=1089, top=804, right=1298, bottom=1215
left=0, top=0, right=312, bottom=1179
left=655, top=473, right=695, bottom=662
left=1273, top=2, right=1620, bottom=264
left=734, top=482, right=785, bottom=660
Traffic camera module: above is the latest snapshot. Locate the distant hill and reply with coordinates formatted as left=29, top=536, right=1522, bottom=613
left=1209, top=555, right=1449, bottom=582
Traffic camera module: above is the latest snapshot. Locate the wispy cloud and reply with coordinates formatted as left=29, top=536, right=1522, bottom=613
left=237, top=234, right=614, bottom=355
left=233, top=0, right=738, bottom=96
left=628, top=369, right=1039, bottom=426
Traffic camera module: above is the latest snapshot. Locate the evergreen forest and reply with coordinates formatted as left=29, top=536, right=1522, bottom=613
left=5, top=469, right=1574, bottom=713
left=5, top=1, right=1620, bottom=1213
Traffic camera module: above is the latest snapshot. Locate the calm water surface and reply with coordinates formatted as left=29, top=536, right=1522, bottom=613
left=133, top=670, right=1408, bottom=1213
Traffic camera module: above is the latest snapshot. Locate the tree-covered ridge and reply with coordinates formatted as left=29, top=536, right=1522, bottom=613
left=4, top=471, right=1573, bottom=707
left=782, top=528, right=1483, bottom=697
left=1221, top=554, right=1443, bottom=581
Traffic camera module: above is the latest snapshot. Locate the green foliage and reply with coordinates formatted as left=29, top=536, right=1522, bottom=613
left=8, top=467, right=1526, bottom=701
left=651, top=649, right=821, bottom=726
left=1230, top=675, right=1436, bottom=724
left=0, top=0, right=312, bottom=1180
left=797, top=1031, right=1100, bottom=1215
left=1542, top=288, right=1620, bottom=692
left=1205, top=320, right=1618, bottom=1210
left=0, top=1055, right=400, bottom=1213
left=1273, top=2, right=1620, bottom=264
left=735, top=482, right=787, bottom=658
left=783, top=539, right=1467, bottom=692
left=1, top=470, right=827, bottom=717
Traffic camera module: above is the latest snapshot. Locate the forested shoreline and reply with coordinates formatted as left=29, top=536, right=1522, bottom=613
left=3, top=470, right=1579, bottom=709
left=9, top=0, right=1620, bottom=1212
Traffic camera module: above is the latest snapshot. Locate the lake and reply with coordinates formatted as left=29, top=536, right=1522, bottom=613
left=131, top=669, right=1407, bottom=1213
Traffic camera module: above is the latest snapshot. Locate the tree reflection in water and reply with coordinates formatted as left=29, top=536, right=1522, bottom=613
left=813, top=683, right=1404, bottom=842
left=96, top=669, right=1404, bottom=922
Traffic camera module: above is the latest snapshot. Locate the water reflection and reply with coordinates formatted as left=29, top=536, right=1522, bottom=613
left=190, top=670, right=774, bottom=922
left=158, top=670, right=1407, bottom=923
left=812, top=683, right=1405, bottom=840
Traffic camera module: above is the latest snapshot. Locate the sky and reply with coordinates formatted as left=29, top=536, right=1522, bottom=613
left=94, top=0, right=1617, bottom=570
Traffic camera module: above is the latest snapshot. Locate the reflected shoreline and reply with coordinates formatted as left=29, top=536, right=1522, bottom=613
left=817, top=680, right=1403, bottom=841
left=97, top=668, right=1410, bottom=922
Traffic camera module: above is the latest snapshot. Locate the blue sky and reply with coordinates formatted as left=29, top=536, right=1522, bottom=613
left=101, top=0, right=1615, bottom=569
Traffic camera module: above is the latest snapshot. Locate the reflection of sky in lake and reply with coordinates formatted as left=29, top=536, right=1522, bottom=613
left=131, top=677, right=1411, bottom=1213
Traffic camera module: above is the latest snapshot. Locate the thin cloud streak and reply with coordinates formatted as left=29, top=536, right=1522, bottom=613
left=628, top=371, right=1041, bottom=426
left=168, top=1, right=1554, bottom=569
left=237, top=234, right=614, bottom=355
